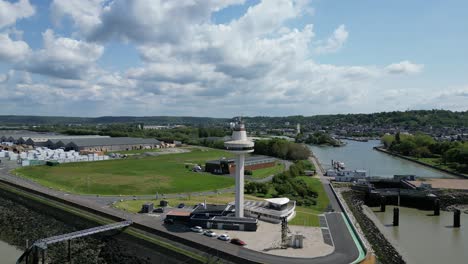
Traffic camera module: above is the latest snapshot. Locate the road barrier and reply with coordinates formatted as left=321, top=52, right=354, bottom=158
left=329, top=183, right=368, bottom=263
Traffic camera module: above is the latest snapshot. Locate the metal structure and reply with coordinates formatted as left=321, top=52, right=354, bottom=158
left=224, top=118, right=254, bottom=218
left=17, top=220, right=132, bottom=264
left=281, top=217, right=289, bottom=248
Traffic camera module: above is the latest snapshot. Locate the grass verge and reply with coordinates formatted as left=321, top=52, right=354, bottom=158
left=114, top=193, right=264, bottom=213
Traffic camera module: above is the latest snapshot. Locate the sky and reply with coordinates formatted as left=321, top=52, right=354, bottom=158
left=0, top=0, right=467, bottom=117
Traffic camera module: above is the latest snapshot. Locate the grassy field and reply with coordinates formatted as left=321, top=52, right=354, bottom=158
left=15, top=148, right=235, bottom=195
left=114, top=192, right=264, bottom=213
left=289, top=177, right=330, bottom=227
left=414, top=157, right=468, bottom=177
left=108, top=148, right=163, bottom=154
left=250, top=163, right=285, bottom=179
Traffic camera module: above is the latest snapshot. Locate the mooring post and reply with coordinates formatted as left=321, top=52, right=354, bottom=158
left=434, top=199, right=440, bottom=216
left=454, top=209, right=461, bottom=228
left=32, top=247, right=39, bottom=264
left=68, top=240, right=72, bottom=263
left=380, top=196, right=386, bottom=212
left=25, top=240, right=29, bottom=264
left=393, top=207, right=399, bottom=226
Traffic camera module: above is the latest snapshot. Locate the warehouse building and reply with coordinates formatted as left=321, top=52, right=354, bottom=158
left=64, top=137, right=161, bottom=152
left=205, top=155, right=277, bottom=174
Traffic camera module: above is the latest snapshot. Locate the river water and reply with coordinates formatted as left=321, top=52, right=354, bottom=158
left=310, top=140, right=467, bottom=264
left=0, top=240, right=22, bottom=263
left=375, top=206, right=468, bottom=264
left=310, top=140, right=455, bottom=178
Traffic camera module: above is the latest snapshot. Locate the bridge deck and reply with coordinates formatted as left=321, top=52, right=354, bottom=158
left=35, top=220, right=132, bottom=249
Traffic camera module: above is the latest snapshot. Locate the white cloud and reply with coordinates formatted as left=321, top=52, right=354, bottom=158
left=22, top=29, right=104, bottom=80
left=315, top=24, right=349, bottom=54
left=51, top=0, right=104, bottom=36
left=386, top=60, right=424, bottom=75
left=1, top=0, right=452, bottom=116
left=0, top=33, right=31, bottom=62
left=0, top=0, right=35, bottom=29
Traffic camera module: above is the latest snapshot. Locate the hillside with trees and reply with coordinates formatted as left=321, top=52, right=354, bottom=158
left=1, top=110, right=467, bottom=129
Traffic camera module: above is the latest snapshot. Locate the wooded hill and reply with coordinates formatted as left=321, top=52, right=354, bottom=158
left=0, top=110, right=467, bottom=128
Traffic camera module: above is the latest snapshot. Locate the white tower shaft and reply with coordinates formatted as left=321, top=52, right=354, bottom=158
left=235, top=153, right=245, bottom=218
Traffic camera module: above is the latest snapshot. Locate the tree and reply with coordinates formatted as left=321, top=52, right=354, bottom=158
left=395, top=131, right=401, bottom=143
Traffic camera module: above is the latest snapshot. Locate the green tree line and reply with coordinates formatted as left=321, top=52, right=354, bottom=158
left=382, top=132, right=468, bottom=173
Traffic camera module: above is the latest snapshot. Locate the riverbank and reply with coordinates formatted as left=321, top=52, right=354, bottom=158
left=373, top=147, right=467, bottom=179
left=341, top=190, right=405, bottom=264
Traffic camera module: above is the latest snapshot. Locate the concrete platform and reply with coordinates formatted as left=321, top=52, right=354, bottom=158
left=409, top=178, right=468, bottom=190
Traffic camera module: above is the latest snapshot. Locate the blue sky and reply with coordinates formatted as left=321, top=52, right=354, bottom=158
left=0, top=0, right=467, bottom=117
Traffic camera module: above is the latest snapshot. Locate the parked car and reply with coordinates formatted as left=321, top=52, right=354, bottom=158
left=177, top=203, right=185, bottom=208
left=190, top=226, right=203, bottom=233
left=203, top=230, right=217, bottom=237
left=218, top=234, right=230, bottom=241
left=230, top=238, right=246, bottom=246
left=153, top=207, right=164, bottom=213
left=164, top=218, right=174, bottom=225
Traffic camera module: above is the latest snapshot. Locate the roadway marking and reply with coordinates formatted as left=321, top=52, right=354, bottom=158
left=319, top=214, right=335, bottom=247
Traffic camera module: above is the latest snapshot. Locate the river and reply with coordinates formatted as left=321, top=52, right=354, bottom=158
left=310, top=140, right=455, bottom=178
left=310, top=140, right=467, bottom=264
left=0, top=240, right=22, bottom=263
left=375, top=206, right=468, bottom=264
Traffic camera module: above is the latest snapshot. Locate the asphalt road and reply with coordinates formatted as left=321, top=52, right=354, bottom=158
left=1, top=157, right=361, bottom=264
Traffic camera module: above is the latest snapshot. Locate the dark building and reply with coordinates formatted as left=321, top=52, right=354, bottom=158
left=165, top=204, right=258, bottom=231
left=190, top=204, right=258, bottom=231
left=141, top=202, right=154, bottom=213
left=205, top=155, right=276, bottom=174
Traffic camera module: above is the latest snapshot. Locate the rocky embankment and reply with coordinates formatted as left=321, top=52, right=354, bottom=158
left=0, top=188, right=180, bottom=264
left=341, top=191, right=405, bottom=264
left=436, top=190, right=468, bottom=213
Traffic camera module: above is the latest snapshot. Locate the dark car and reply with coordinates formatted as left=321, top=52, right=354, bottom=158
left=164, top=218, right=174, bottom=225
left=153, top=207, right=164, bottom=213
left=230, top=238, right=247, bottom=246
left=177, top=203, right=185, bottom=208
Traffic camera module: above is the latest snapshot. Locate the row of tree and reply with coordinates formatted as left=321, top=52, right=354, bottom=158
left=254, top=138, right=311, bottom=160
left=382, top=132, right=468, bottom=173
left=245, top=160, right=318, bottom=206
left=299, top=132, right=342, bottom=146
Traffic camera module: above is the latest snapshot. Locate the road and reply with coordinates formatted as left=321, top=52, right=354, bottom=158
left=1, top=158, right=361, bottom=264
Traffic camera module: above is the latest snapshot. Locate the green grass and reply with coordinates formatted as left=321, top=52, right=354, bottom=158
left=15, top=148, right=235, bottom=195
left=289, top=177, right=329, bottom=227
left=250, top=163, right=285, bottom=179
left=114, top=193, right=264, bottom=213
left=290, top=207, right=320, bottom=226
left=415, top=157, right=468, bottom=177
left=109, top=148, right=163, bottom=154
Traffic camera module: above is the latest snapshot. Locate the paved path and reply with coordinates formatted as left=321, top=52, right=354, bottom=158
left=1, top=158, right=360, bottom=264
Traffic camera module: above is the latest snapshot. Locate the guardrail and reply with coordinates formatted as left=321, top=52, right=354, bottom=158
left=329, top=183, right=368, bottom=263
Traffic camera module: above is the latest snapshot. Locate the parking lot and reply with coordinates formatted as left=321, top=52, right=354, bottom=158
left=164, top=219, right=334, bottom=258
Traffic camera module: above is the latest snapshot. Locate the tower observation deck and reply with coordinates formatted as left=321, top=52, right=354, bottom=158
left=224, top=119, right=254, bottom=218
